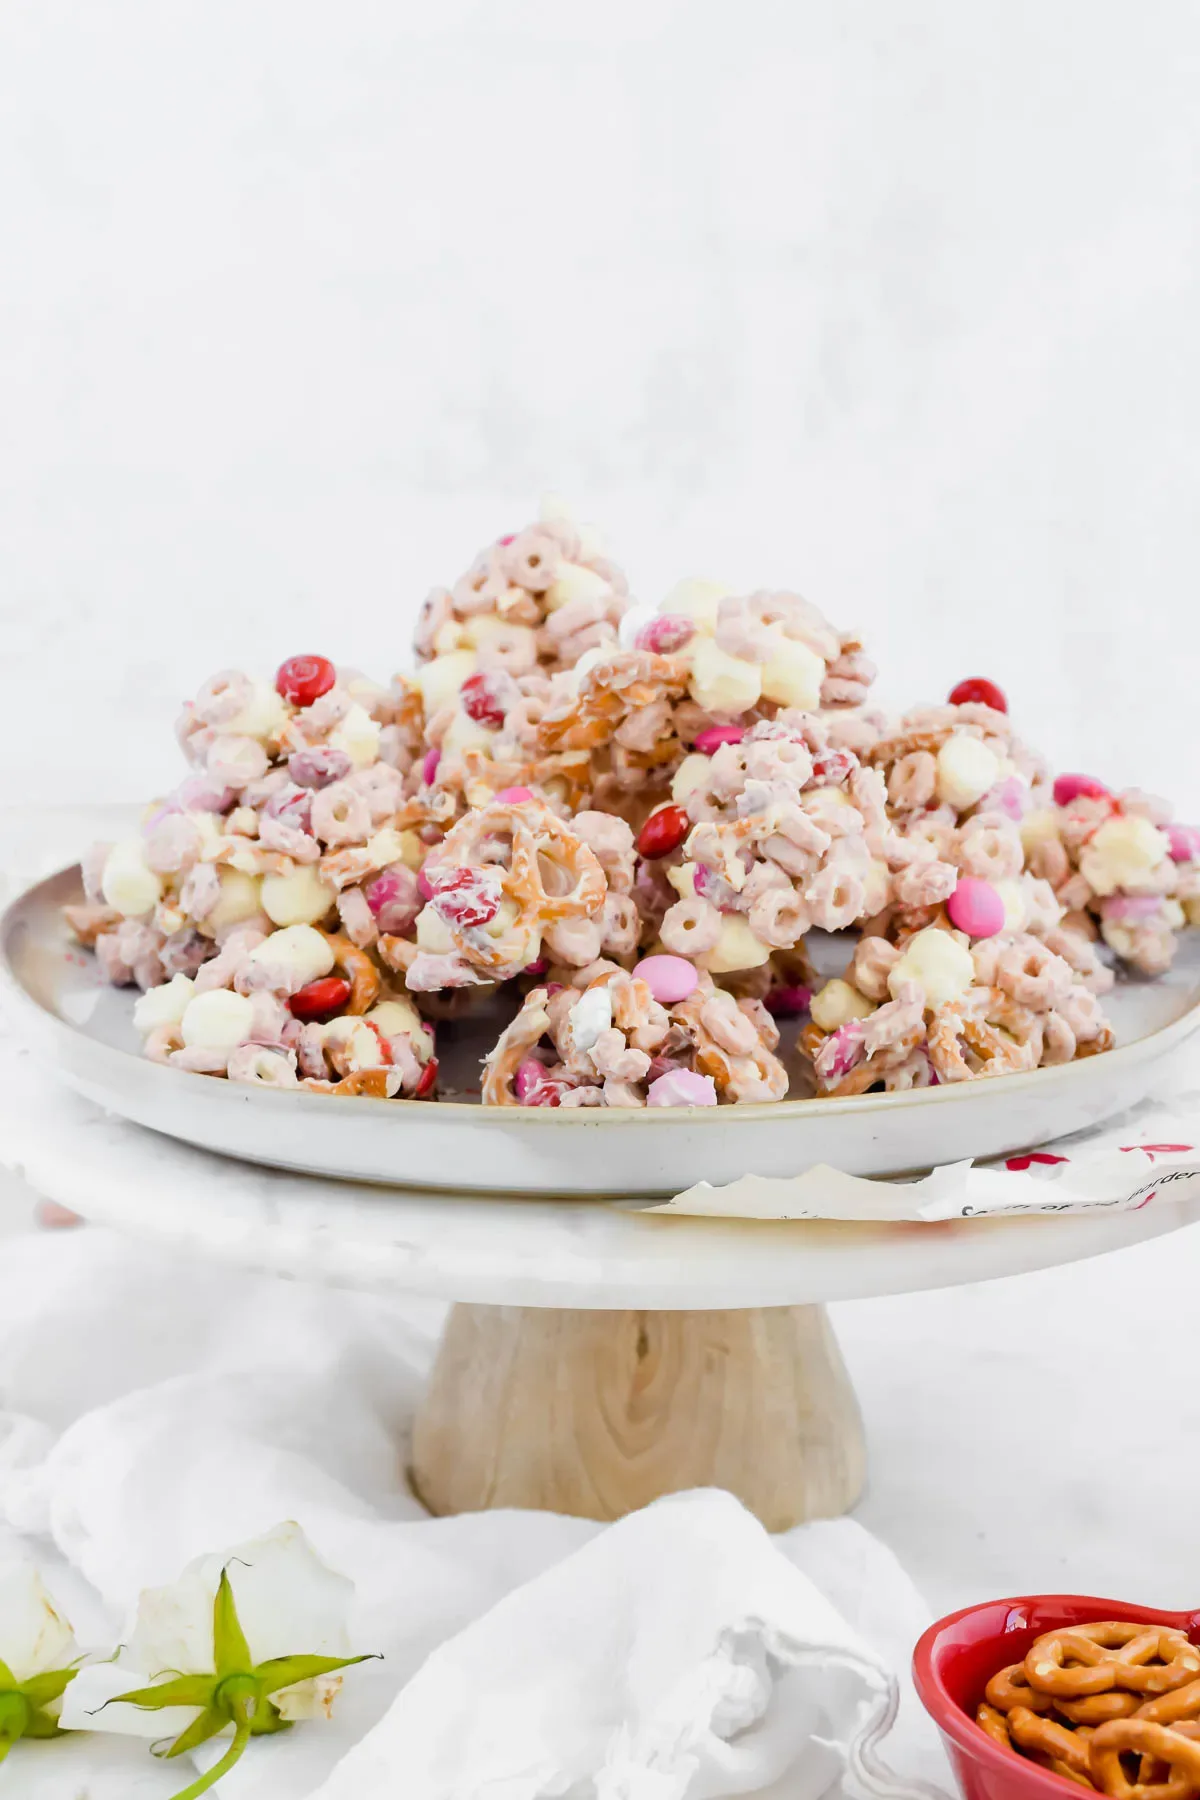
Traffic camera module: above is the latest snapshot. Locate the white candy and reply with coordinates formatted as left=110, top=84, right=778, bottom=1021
left=206, top=868, right=263, bottom=934
left=132, top=974, right=195, bottom=1035
left=888, top=927, right=975, bottom=1008
left=568, top=985, right=613, bottom=1053
left=936, top=735, right=1001, bottom=811
left=700, top=916, right=771, bottom=973
left=671, top=754, right=712, bottom=803
left=661, top=579, right=732, bottom=634
left=101, top=840, right=162, bottom=919
left=992, top=878, right=1028, bottom=933
left=328, top=702, right=382, bottom=770
left=226, top=679, right=287, bottom=744
left=543, top=563, right=612, bottom=613
left=416, top=651, right=478, bottom=714
left=759, top=636, right=825, bottom=710
left=245, top=924, right=334, bottom=985
left=1080, top=815, right=1170, bottom=896
left=260, top=867, right=334, bottom=928
left=180, top=988, right=255, bottom=1053
left=687, top=639, right=762, bottom=716
left=810, top=978, right=875, bottom=1032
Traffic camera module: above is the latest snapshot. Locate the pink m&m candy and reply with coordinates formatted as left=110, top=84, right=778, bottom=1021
left=1166, top=824, right=1200, bottom=864
left=495, top=786, right=535, bottom=803
left=633, top=954, right=699, bottom=1004
left=646, top=1068, right=717, bottom=1108
left=1053, top=772, right=1110, bottom=807
left=946, top=876, right=1006, bottom=939
left=694, top=724, right=745, bottom=755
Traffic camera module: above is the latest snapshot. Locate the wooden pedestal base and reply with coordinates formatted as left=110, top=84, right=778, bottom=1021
left=410, top=1302, right=866, bottom=1531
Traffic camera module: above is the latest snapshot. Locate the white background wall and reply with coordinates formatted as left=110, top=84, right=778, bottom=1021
left=2, top=1, right=1199, bottom=810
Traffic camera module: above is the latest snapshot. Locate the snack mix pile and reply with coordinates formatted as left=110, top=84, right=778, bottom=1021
left=67, top=501, right=1200, bottom=1108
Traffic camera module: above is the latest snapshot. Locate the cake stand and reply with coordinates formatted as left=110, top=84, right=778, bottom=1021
left=5, top=1063, right=1199, bottom=1532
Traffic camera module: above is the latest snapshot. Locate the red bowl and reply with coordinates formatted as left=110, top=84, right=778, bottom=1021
left=913, top=1595, right=1200, bottom=1800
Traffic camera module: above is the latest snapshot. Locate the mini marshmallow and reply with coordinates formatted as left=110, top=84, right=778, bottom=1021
left=661, top=579, right=732, bottom=633
left=101, top=840, right=163, bottom=919
left=416, top=651, right=478, bottom=713
left=180, top=987, right=255, bottom=1053
left=699, top=916, right=771, bottom=973
left=1019, top=808, right=1060, bottom=851
left=323, top=1016, right=388, bottom=1072
left=687, top=638, right=763, bottom=716
left=543, top=563, right=612, bottom=613
left=415, top=905, right=455, bottom=953
left=759, top=636, right=825, bottom=710
left=671, top=754, right=712, bottom=802
left=328, top=702, right=382, bottom=769
left=368, top=999, right=434, bottom=1060
left=1080, top=815, right=1171, bottom=896
left=888, top=927, right=975, bottom=1009
left=205, top=868, right=264, bottom=934
left=936, top=734, right=1001, bottom=811
left=569, top=984, right=613, bottom=1053
left=461, top=615, right=538, bottom=658
left=666, top=862, right=701, bottom=900
left=260, top=867, right=334, bottom=928
left=133, top=974, right=196, bottom=1035
left=991, top=878, right=1028, bottom=933
left=364, top=828, right=409, bottom=870
left=245, top=924, right=334, bottom=986
left=810, top=978, right=876, bottom=1032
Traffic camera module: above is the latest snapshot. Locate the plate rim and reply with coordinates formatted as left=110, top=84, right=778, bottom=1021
left=6, top=859, right=1200, bottom=1130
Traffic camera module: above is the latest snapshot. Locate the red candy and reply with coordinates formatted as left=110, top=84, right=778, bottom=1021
left=947, top=677, right=1007, bottom=714
left=811, top=749, right=857, bottom=788
left=430, top=868, right=502, bottom=929
left=276, top=655, right=337, bottom=709
left=635, top=804, right=690, bottom=860
left=414, top=1056, right=438, bottom=1099
left=288, top=976, right=351, bottom=1021
left=693, top=725, right=745, bottom=755
left=1053, top=773, right=1111, bottom=807
left=460, top=672, right=508, bottom=729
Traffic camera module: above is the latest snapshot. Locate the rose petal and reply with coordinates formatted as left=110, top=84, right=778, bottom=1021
left=0, top=1563, right=78, bottom=1684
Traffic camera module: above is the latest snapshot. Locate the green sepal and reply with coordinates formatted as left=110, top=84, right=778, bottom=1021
left=248, top=1699, right=289, bottom=1739
left=212, top=1569, right=253, bottom=1680
left=20, top=1666, right=79, bottom=1709
left=0, top=1659, right=15, bottom=1691
left=158, top=1703, right=229, bottom=1761
left=21, top=1708, right=63, bottom=1740
left=253, top=1652, right=378, bottom=1697
left=110, top=1673, right=217, bottom=1712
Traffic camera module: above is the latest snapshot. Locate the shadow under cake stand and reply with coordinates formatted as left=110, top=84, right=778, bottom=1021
left=6, top=1079, right=1199, bottom=1531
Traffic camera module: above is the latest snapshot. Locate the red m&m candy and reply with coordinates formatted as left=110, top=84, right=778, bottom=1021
left=947, top=677, right=1007, bottom=714
left=289, top=976, right=352, bottom=1021
left=635, top=804, right=690, bottom=859
left=276, top=655, right=337, bottom=709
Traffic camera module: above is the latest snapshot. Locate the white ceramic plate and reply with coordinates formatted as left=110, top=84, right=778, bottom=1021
left=5, top=860, right=1200, bottom=1196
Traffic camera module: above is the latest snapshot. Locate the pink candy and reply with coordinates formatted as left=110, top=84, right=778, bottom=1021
left=632, top=954, right=700, bottom=1004
left=515, top=1058, right=548, bottom=1101
left=1166, top=824, right=1200, bottom=864
left=417, top=865, right=435, bottom=902
left=495, top=786, right=534, bottom=803
left=634, top=614, right=696, bottom=655
left=422, top=748, right=442, bottom=786
left=1053, top=772, right=1110, bottom=807
left=946, top=876, right=1006, bottom=939
left=646, top=1068, right=718, bottom=1108
left=1101, top=893, right=1162, bottom=922
left=694, top=724, right=746, bottom=755
left=365, top=864, right=421, bottom=934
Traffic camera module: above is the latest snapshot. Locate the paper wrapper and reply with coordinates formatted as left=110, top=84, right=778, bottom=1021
left=650, top=1091, right=1200, bottom=1221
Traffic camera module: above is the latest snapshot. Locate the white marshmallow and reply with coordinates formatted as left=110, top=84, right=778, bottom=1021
left=432, top=619, right=464, bottom=655
left=364, top=828, right=407, bottom=870
left=888, top=927, right=975, bottom=1008
left=101, top=840, right=163, bottom=919
left=132, top=974, right=195, bottom=1035
left=328, top=702, right=382, bottom=770
left=461, top=615, right=537, bottom=659
left=936, top=735, right=1001, bottom=811
left=368, top=999, right=434, bottom=1059
left=992, top=878, right=1028, bottom=933
left=442, top=710, right=497, bottom=757
left=759, top=636, right=825, bottom=710
left=666, top=861, right=700, bottom=900
left=415, top=905, right=455, bottom=953
left=1080, top=815, right=1170, bottom=896
left=180, top=988, right=255, bottom=1053
left=416, top=651, right=478, bottom=714
left=323, top=1016, right=387, bottom=1072
left=245, top=924, right=334, bottom=985
left=661, top=579, right=732, bottom=634
left=206, top=868, right=263, bottom=934
left=687, top=639, right=762, bottom=716
left=671, top=754, right=712, bottom=803
left=543, top=563, right=612, bottom=613
left=260, top=867, right=334, bottom=928
left=810, top=978, right=876, bottom=1032
left=1020, top=809, right=1060, bottom=852
left=569, top=985, right=613, bottom=1053
left=699, top=916, right=771, bottom=973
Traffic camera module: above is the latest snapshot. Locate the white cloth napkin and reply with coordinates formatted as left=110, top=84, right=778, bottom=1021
left=0, top=1226, right=951, bottom=1800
